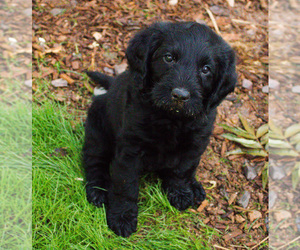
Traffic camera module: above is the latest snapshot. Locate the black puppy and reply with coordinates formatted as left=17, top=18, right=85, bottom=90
left=83, top=22, right=237, bottom=237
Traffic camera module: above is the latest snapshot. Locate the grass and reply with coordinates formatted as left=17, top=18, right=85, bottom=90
left=32, top=100, right=220, bottom=249
left=0, top=77, right=32, bottom=249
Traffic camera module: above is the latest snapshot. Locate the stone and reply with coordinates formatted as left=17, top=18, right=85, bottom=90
left=23, top=8, right=32, bottom=17
left=50, top=8, right=65, bottom=16
left=242, top=79, right=253, bottom=89
left=24, top=79, right=32, bottom=88
left=269, top=165, right=286, bottom=180
left=269, top=190, right=277, bottom=209
left=114, top=63, right=127, bottom=75
left=51, top=78, right=68, bottom=87
left=269, top=78, right=280, bottom=89
left=262, top=85, right=269, bottom=93
left=292, top=85, right=300, bottom=93
left=103, top=67, right=114, bottom=75
left=244, top=164, right=257, bottom=180
left=168, top=0, right=178, bottom=5
left=238, top=191, right=251, bottom=209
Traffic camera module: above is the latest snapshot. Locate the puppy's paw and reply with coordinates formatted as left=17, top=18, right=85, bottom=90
left=166, top=186, right=194, bottom=211
left=191, top=180, right=206, bottom=206
left=86, top=183, right=107, bottom=207
left=107, top=207, right=138, bottom=237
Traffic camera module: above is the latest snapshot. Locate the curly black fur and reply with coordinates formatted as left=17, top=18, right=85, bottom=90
left=83, top=22, right=237, bottom=237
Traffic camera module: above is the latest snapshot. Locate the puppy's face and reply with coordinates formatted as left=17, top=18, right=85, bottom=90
left=126, top=22, right=237, bottom=119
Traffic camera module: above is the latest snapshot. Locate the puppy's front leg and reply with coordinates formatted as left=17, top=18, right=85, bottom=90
left=160, top=160, right=206, bottom=211
left=106, top=146, right=140, bottom=237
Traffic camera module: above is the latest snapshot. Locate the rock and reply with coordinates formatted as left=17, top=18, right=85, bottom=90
left=38, top=37, right=46, bottom=44
left=23, top=8, right=32, bottom=17
left=220, top=188, right=229, bottom=200
left=24, top=79, right=32, bottom=88
left=210, top=5, right=229, bottom=16
left=51, top=78, right=68, bottom=87
left=242, top=79, right=253, bottom=90
left=168, top=0, right=178, bottom=5
left=114, top=63, right=127, bottom=75
left=273, top=210, right=292, bottom=222
left=248, top=210, right=262, bottom=222
left=103, top=67, right=114, bottom=75
left=94, top=86, right=107, bottom=96
left=262, top=85, right=269, bottom=93
left=292, top=85, right=300, bottom=93
left=244, top=164, right=257, bottom=180
left=8, top=37, right=17, bottom=45
left=92, top=32, right=102, bottom=41
left=238, top=191, right=251, bottom=209
left=265, top=216, right=269, bottom=232
left=103, top=51, right=117, bottom=60
left=88, top=41, right=99, bottom=49
left=269, top=190, right=277, bottom=209
left=269, top=165, right=286, bottom=180
left=296, top=216, right=300, bottom=232
left=50, top=8, right=65, bottom=16
left=269, top=78, right=280, bottom=89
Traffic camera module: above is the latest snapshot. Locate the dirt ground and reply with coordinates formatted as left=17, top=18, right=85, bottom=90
left=30, top=0, right=271, bottom=248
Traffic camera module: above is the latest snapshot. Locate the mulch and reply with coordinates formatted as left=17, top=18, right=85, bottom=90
left=31, top=0, right=272, bottom=248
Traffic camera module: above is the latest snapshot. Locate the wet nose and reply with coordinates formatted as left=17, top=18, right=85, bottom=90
left=171, top=88, right=190, bottom=101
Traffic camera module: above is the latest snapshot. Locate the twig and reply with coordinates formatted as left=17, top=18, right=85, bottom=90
left=277, top=235, right=300, bottom=249
left=213, top=245, right=231, bottom=250
left=250, top=236, right=269, bottom=249
left=205, top=8, right=220, bottom=35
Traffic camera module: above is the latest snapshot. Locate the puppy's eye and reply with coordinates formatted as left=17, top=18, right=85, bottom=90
left=201, top=65, right=211, bottom=75
left=163, top=54, right=175, bottom=64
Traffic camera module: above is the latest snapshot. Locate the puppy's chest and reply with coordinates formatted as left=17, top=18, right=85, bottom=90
left=140, top=119, right=196, bottom=169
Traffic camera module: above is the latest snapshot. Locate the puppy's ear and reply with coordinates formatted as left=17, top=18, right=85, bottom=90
left=207, top=48, right=237, bottom=110
left=126, top=25, right=161, bottom=78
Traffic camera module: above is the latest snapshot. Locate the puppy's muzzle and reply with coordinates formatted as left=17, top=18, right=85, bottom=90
left=171, top=88, right=190, bottom=102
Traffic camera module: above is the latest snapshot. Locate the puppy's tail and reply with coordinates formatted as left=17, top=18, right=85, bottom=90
left=85, top=71, right=113, bottom=90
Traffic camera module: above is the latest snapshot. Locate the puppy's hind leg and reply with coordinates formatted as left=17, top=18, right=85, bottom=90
left=83, top=96, right=112, bottom=207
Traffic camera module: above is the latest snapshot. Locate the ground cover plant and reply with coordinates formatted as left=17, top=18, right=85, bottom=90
left=32, top=0, right=272, bottom=249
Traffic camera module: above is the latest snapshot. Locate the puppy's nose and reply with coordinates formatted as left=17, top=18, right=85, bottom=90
left=171, top=88, right=190, bottom=101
